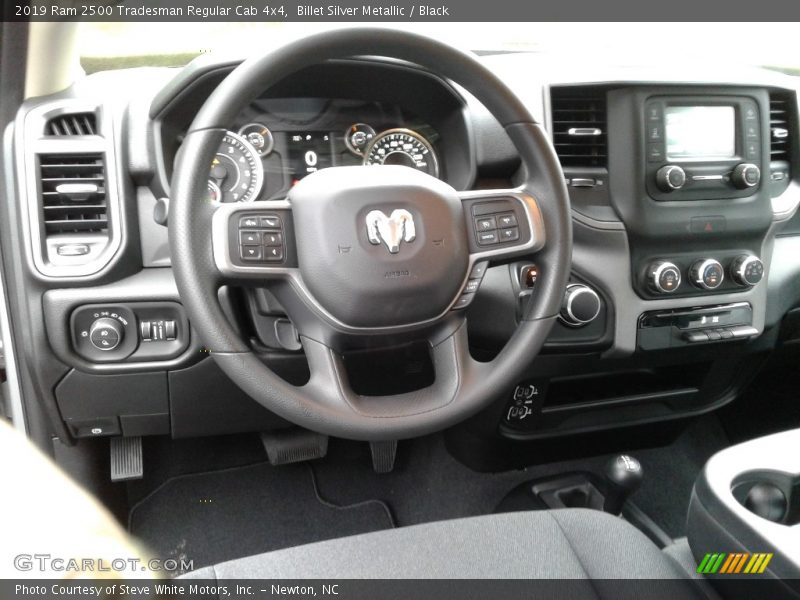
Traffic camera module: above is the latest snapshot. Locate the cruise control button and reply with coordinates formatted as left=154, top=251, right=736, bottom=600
left=264, top=246, right=284, bottom=262
left=240, top=245, right=263, bottom=261
left=475, top=216, right=497, bottom=232
left=239, top=216, right=259, bottom=228
left=263, top=232, right=283, bottom=246
left=499, top=227, right=520, bottom=242
left=260, top=215, right=281, bottom=228
left=239, top=230, right=261, bottom=245
left=497, top=213, right=518, bottom=228
left=477, top=231, right=499, bottom=245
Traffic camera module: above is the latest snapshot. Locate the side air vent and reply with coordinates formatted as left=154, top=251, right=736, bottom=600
left=38, top=153, right=107, bottom=233
left=769, top=92, right=793, bottom=162
left=45, top=112, right=97, bottom=137
left=550, top=87, right=608, bottom=168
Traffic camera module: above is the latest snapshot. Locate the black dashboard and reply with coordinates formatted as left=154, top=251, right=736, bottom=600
left=4, top=51, right=800, bottom=452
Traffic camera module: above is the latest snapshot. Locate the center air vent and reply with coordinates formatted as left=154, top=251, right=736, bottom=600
left=550, top=87, right=608, bottom=168
left=45, top=112, right=97, bottom=137
left=38, top=154, right=107, bottom=234
left=769, top=91, right=793, bottom=162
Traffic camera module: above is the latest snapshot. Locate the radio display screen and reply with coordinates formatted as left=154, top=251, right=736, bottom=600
left=665, top=106, right=736, bottom=160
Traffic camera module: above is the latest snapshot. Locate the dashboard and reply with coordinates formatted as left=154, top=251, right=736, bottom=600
left=4, top=51, right=800, bottom=451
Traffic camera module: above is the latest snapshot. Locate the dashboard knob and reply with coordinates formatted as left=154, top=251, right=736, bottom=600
left=559, top=284, right=601, bottom=327
left=730, top=254, right=764, bottom=286
left=689, top=259, right=725, bottom=290
left=655, top=165, right=686, bottom=192
left=647, top=260, right=682, bottom=294
left=731, top=163, right=761, bottom=189
left=89, top=317, right=124, bottom=351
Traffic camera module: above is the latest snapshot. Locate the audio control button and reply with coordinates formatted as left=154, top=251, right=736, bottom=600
left=732, top=163, right=761, bottom=189
left=656, top=165, right=686, bottom=192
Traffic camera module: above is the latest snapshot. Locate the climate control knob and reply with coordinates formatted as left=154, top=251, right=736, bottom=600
left=647, top=261, right=682, bottom=294
left=731, top=163, right=761, bottom=189
left=730, top=255, right=764, bottom=286
left=559, top=284, right=602, bottom=327
left=689, top=259, right=725, bottom=290
left=89, top=317, right=124, bottom=351
left=655, top=165, right=686, bottom=192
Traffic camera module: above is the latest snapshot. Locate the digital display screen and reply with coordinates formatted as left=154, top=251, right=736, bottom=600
left=665, top=106, right=736, bottom=160
left=287, top=131, right=332, bottom=181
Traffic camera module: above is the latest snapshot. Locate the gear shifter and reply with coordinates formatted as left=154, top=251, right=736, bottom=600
left=603, top=454, right=643, bottom=514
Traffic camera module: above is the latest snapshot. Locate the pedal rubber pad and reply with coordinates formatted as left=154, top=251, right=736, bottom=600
left=110, top=436, right=143, bottom=482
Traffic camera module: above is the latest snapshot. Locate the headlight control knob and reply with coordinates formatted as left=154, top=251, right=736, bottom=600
left=730, top=255, right=764, bottom=286
left=89, top=317, right=124, bottom=351
left=647, top=260, right=682, bottom=294
left=559, top=284, right=601, bottom=327
left=690, top=258, right=725, bottom=290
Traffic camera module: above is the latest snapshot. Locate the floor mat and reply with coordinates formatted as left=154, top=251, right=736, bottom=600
left=128, top=461, right=394, bottom=573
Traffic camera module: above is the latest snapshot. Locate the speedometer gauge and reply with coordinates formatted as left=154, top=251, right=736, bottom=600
left=208, top=131, right=264, bottom=203
left=363, top=128, right=439, bottom=178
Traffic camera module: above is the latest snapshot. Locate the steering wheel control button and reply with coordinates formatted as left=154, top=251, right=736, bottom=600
left=655, top=165, right=686, bottom=192
left=239, top=216, right=259, bottom=228
left=497, top=213, right=518, bottom=228
left=265, top=246, right=284, bottom=261
left=239, top=231, right=261, bottom=245
left=559, top=284, right=602, bottom=327
left=260, top=215, right=282, bottom=228
left=647, top=260, right=681, bottom=294
left=475, top=216, right=497, bottom=232
left=690, top=258, right=725, bottom=290
left=499, top=227, right=520, bottom=242
left=240, top=245, right=263, bottom=261
left=452, top=294, right=475, bottom=310
left=464, top=279, right=481, bottom=294
left=477, top=230, right=499, bottom=246
left=263, top=232, right=283, bottom=247
left=89, top=317, right=124, bottom=351
left=470, top=262, right=488, bottom=280
left=730, top=254, right=764, bottom=286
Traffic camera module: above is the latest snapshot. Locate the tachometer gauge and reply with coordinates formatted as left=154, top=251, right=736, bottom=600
left=344, top=123, right=376, bottom=156
left=208, top=131, right=264, bottom=203
left=363, top=128, right=439, bottom=178
left=238, top=123, right=275, bottom=157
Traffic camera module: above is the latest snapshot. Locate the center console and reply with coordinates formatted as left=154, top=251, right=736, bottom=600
left=688, top=428, right=800, bottom=598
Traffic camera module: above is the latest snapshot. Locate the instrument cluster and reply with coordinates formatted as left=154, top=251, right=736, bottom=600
left=205, top=99, right=442, bottom=203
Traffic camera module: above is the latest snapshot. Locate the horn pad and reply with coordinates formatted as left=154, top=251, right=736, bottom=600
left=289, top=166, right=469, bottom=328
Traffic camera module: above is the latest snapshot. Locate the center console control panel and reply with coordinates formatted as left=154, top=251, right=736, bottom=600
left=638, top=252, right=763, bottom=299
left=645, top=95, right=763, bottom=201
left=638, top=302, right=756, bottom=350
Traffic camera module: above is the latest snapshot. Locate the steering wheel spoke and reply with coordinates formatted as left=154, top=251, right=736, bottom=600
left=210, top=200, right=298, bottom=281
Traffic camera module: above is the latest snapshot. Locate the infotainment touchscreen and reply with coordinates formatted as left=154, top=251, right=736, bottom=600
left=665, top=106, right=736, bottom=160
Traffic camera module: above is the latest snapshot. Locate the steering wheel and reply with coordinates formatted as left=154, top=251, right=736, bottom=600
left=169, top=28, right=572, bottom=441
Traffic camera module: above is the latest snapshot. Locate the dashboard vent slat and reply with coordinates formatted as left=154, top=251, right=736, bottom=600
left=38, top=153, right=108, bottom=234
left=550, top=87, right=608, bottom=168
left=45, top=112, right=97, bottom=137
left=769, top=93, right=794, bottom=162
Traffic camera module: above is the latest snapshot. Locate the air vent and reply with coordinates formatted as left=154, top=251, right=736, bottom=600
left=550, top=87, right=608, bottom=168
left=38, top=153, right=107, bottom=234
left=45, top=112, right=97, bottom=137
left=769, top=91, right=793, bottom=162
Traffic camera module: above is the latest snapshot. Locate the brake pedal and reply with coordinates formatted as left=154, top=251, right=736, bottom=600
left=260, top=429, right=328, bottom=465
left=110, top=436, right=143, bottom=482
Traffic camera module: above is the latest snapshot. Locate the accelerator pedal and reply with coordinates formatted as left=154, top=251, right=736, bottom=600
left=260, top=428, right=328, bottom=465
left=369, top=440, right=397, bottom=474
left=110, top=436, right=143, bottom=482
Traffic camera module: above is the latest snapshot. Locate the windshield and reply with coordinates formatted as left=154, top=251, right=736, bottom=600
left=79, top=22, right=800, bottom=75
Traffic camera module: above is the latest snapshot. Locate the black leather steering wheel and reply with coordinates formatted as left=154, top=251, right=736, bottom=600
left=169, top=28, right=572, bottom=441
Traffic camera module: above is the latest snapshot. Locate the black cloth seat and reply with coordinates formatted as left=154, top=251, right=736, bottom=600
left=183, top=509, right=706, bottom=597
